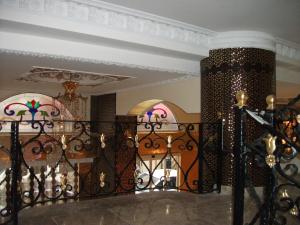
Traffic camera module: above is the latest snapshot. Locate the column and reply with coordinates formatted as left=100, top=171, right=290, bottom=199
left=201, top=31, right=276, bottom=186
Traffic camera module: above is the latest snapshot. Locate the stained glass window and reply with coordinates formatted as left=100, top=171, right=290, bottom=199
left=137, top=103, right=178, bottom=132
left=0, top=93, right=73, bottom=132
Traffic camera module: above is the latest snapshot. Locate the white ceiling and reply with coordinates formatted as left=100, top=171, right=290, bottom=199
left=0, top=0, right=299, bottom=99
left=0, top=52, right=185, bottom=98
left=101, top=0, right=300, bottom=44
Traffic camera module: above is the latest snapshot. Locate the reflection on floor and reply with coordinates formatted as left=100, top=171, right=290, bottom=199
left=19, top=191, right=299, bottom=225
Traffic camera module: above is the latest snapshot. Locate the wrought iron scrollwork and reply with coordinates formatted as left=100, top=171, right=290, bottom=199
left=0, top=119, right=224, bottom=224
left=233, top=92, right=300, bottom=225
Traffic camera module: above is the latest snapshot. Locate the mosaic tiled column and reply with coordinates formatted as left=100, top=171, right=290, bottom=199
left=201, top=48, right=275, bottom=186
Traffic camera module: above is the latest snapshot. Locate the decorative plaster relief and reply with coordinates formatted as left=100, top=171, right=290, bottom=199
left=18, top=66, right=133, bottom=87
left=45, top=0, right=68, bottom=17
left=276, top=40, right=300, bottom=60
left=0, top=0, right=213, bottom=46
left=0, top=0, right=299, bottom=61
left=0, top=48, right=200, bottom=76
left=20, top=0, right=45, bottom=11
left=126, top=16, right=142, bottom=33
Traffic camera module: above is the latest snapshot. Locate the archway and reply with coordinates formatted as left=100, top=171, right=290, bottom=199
left=128, top=99, right=199, bottom=123
left=0, top=93, right=74, bottom=132
left=128, top=99, right=199, bottom=192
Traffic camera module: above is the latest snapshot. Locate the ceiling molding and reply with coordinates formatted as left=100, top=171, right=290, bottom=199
left=0, top=0, right=299, bottom=63
left=209, top=31, right=276, bottom=52
left=0, top=0, right=213, bottom=47
left=276, top=38, right=300, bottom=60
left=0, top=48, right=200, bottom=76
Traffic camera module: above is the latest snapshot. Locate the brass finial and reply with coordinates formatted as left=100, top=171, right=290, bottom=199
left=290, top=205, right=299, bottom=216
left=167, top=135, right=172, bottom=148
left=135, top=134, right=139, bottom=148
left=99, top=172, right=106, bottom=188
left=61, top=134, right=67, bottom=150
left=280, top=189, right=289, bottom=198
left=263, top=133, right=277, bottom=168
left=217, top=111, right=223, bottom=119
left=60, top=174, right=67, bottom=190
left=266, top=95, right=276, bottom=110
left=100, top=133, right=105, bottom=149
left=165, top=169, right=171, bottom=182
left=235, top=91, right=248, bottom=109
left=263, top=134, right=277, bottom=155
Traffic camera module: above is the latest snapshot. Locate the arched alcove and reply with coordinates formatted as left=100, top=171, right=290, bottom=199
left=0, top=93, right=73, bottom=132
left=128, top=99, right=199, bottom=125
left=137, top=102, right=178, bottom=132
left=128, top=99, right=184, bottom=132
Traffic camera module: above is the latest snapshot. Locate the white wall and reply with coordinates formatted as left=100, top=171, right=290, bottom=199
left=116, top=77, right=201, bottom=115
left=116, top=72, right=300, bottom=116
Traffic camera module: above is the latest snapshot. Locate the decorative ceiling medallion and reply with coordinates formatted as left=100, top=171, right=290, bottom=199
left=18, top=66, right=133, bottom=87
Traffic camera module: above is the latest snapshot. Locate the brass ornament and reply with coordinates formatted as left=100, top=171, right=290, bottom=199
left=280, top=189, right=289, bottom=198
left=217, top=111, right=223, bottom=119
left=99, top=172, right=106, bottom=188
left=263, top=134, right=277, bottom=168
left=284, top=147, right=293, bottom=155
left=235, top=91, right=249, bottom=109
left=60, top=174, right=67, bottom=191
left=167, top=135, right=172, bottom=148
left=265, top=155, right=276, bottom=168
left=290, top=205, right=299, bottom=216
left=123, top=130, right=134, bottom=148
left=165, top=169, right=171, bottom=182
left=100, top=133, right=106, bottom=149
left=266, top=94, right=276, bottom=110
left=61, top=134, right=67, bottom=150
left=135, top=134, right=139, bottom=148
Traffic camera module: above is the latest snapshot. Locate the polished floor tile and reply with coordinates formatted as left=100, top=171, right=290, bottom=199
left=19, top=191, right=299, bottom=225
left=19, top=192, right=233, bottom=225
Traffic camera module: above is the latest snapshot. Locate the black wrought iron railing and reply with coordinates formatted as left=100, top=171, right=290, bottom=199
left=232, top=93, right=300, bottom=225
left=0, top=120, right=223, bottom=225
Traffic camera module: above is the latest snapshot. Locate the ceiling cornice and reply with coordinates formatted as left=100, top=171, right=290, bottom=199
left=74, top=0, right=215, bottom=35
left=0, top=0, right=299, bottom=63
left=0, top=0, right=213, bottom=48
left=0, top=48, right=200, bottom=76
left=209, top=31, right=276, bottom=52
left=275, top=38, right=300, bottom=60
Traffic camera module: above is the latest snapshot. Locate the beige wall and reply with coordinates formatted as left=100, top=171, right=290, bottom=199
left=116, top=77, right=201, bottom=115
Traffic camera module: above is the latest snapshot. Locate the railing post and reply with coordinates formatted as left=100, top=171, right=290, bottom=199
left=10, top=121, right=21, bottom=225
left=260, top=95, right=276, bottom=225
left=198, top=123, right=204, bottom=193
left=232, top=106, right=247, bottom=225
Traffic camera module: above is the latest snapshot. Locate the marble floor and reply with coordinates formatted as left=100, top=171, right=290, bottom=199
left=18, top=191, right=298, bottom=225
